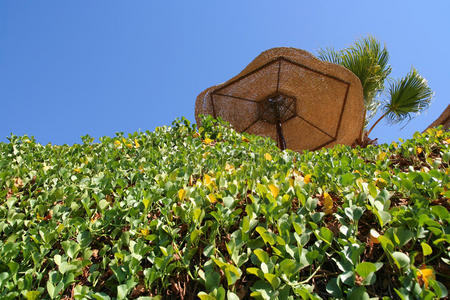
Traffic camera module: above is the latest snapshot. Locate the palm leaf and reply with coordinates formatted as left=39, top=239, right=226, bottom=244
left=384, top=68, right=433, bottom=123
left=317, top=47, right=342, bottom=64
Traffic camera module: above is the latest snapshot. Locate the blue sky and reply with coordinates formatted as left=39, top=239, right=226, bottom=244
left=1, top=1, right=449, bottom=145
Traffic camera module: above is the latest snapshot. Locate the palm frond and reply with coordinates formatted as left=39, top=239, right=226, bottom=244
left=341, top=36, right=392, bottom=107
left=317, top=47, right=342, bottom=64
left=384, top=68, right=433, bottom=123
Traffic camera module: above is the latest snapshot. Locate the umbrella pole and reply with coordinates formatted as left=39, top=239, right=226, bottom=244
left=276, top=121, right=286, bottom=150
left=270, top=99, right=287, bottom=150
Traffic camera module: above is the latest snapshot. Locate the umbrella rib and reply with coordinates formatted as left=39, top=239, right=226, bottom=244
left=210, top=94, right=217, bottom=118
left=312, top=138, right=336, bottom=151
left=284, top=114, right=297, bottom=123
left=279, top=57, right=350, bottom=85
left=213, top=92, right=258, bottom=103
left=334, top=83, right=350, bottom=137
left=214, top=59, right=280, bottom=94
left=296, top=115, right=335, bottom=139
left=276, top=58, right=282, bottom=92
left=241, top=118, right=261, bottom=133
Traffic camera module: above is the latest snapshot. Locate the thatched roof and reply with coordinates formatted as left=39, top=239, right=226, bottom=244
left=425, top=105, right=450, bottom=131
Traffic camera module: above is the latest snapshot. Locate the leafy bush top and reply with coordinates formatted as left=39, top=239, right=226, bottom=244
left=1, top=116, right=449, bottom=299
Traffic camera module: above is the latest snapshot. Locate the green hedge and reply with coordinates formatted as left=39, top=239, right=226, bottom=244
left=0, top=116, right=449, bottom=299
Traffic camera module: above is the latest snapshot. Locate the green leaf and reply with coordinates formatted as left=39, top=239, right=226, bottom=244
left=264, top=273, right=280, bottom=289
left=205, top=269, right=221, bottom=292
left=253, top=248, right=269, bottom=264
left=59, top=262, right=78, bottom=274
left=247, top=267, right=264, bottom=279
left=378, top=235, right=394, bottom=253
left=355, top=262, right=377, bottom=278
left=279, top=259, right=300, bottom=276
left=319, top=227, right=333, bottom=245
left=429, top=280, right=448, bottom=298
left=393, top=227, right=414, bottom=247
left=305, top=197, right=318, bottom=211
left=99, top=199, right=109, bottom=210
left=61, top=240, right=81, bottom=259
left=341, top=173, right=355, bottom=186
left=198, top=293, right=216, bottom=300
left=47, top=272, right=64, bottom=299
left=223, top=196, right=234, bottom=208
left=347, top=286, right=369, bottom=300
left=255, top=227, right=275, bottom=245
left=431, top=205, right=449, bottom=221
left=24, top=291, right=41, bottom=300
left=392, top=252, right=410, bottom=269
left=92, top=293, right=112, bottom=300
left=421, top=242, right=432, bottom=256
left=326, top=278, right=343, bottom=298
left=227, top=291, right=240, bottom=300
left=117, top=284, right=129, bottom=300
left=224, top=265, right=241, bottom=286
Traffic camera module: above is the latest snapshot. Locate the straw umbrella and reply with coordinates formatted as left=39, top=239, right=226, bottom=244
left=195, top=47, right=365, bottom=152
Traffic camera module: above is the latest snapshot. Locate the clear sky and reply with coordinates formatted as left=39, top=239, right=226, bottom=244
left=1, top=1, right=449, bottom=145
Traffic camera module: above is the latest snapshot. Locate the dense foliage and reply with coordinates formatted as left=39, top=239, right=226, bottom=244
left=1, top=116, right=449, bottom=299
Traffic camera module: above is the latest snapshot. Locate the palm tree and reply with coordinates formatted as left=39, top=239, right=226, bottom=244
left=317, top=36, right=432, bottom=140
left=366, top=68, right=433, bottom=136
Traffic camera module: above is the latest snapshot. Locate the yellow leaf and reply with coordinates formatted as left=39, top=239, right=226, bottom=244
left=392, top=142, right=398, bottom=149
left=207, top=193, right=217, bottom=203
left=141, top=228, right=149, bottom=236
left=417, top=267, right=435, bottom=288
left=241, top=136, right=250, bottom=142
left=178, top=189, right=186, bottom=201
left=323, top=192, right=333, bottom=215
left=416, top=147, right=423, bottom=154
left=204, top=174, right=212, bottom=185
left=377, top=152, right=387, bottom=161
left=114, top=140, right=121, bottom=148
left=289, top=178, right=294, bottom=187
left=444, top=138, right=450, bottom=144
left=142, top=198, right=150, bottom=210
left=122, top=138, right=127, bottom=144
left=303, top=174, right=312, bottom=184
left=73, top=168, right=81, bottom=173
left=376, top=177, right=387, bottom=188
left=138, top=166, right=144, bottom=173
left=264, top=153, right=272, bottom=161
left=126, top=143, right=133, bottom=149
left=203, top=138, right=213, bottom=144
left=202, top=152, right=210, bottom=158
left=437, top=130, right=443, bottom=137
left=134, top=139, right=140, bottom=148
left=268, top=184, right=279, bottom=198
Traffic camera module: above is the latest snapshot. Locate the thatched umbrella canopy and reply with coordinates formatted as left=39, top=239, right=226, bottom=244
left=425, top=105, right=450, bottom=131
left=195, top=47, right=364, bottom=151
